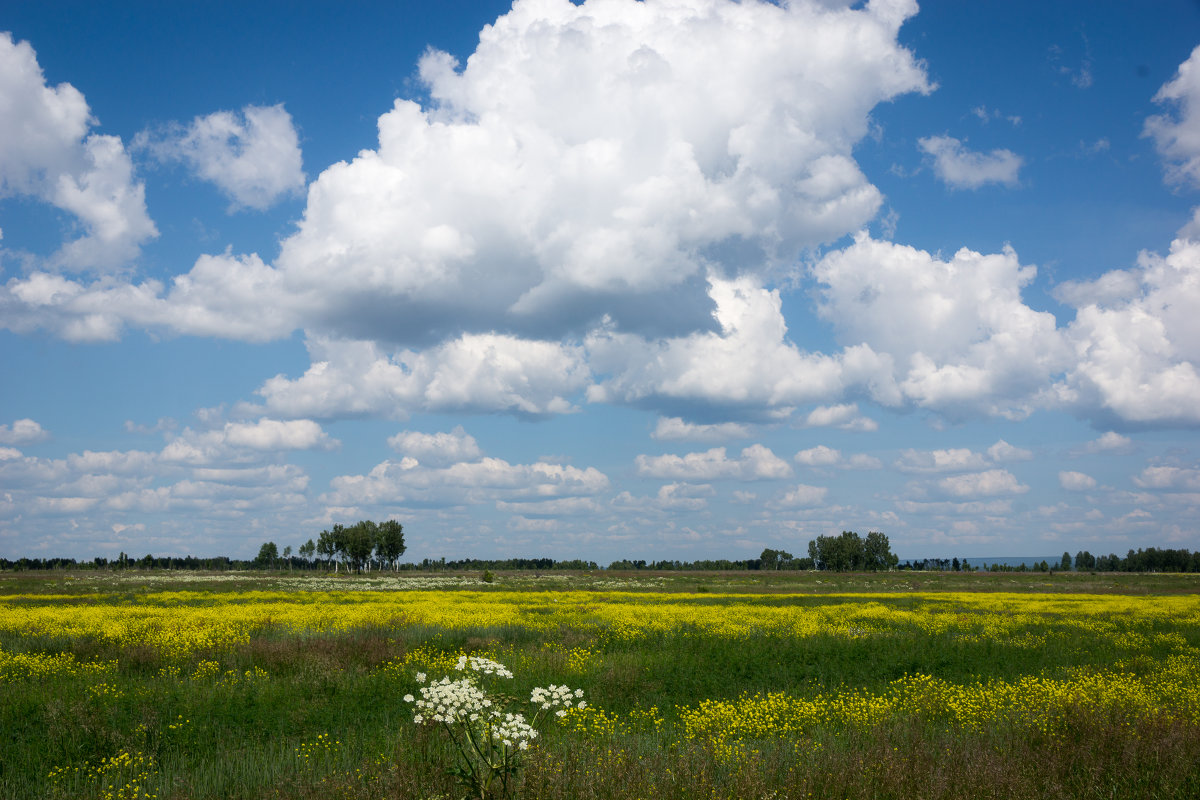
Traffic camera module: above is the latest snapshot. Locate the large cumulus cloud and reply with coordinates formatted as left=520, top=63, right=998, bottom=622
left=274, top=0, right=930, bottom=343
left=0, top=33, right=156, bottom=270
left=3, top=0, right=929, bottom=345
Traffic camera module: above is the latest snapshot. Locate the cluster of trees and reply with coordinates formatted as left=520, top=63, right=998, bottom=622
left=1095, top=547, right=1200, bottom=572
left=605, top=532, right=897, bottom=572
left=807, top=531, right=899, bottom=572
left=257, top=520, right=407, bottom=573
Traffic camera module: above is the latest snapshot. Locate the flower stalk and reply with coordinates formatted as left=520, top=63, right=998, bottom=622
left=405, top=656, right=584, bottom=800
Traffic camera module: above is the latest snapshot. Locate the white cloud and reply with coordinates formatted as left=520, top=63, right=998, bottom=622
left=895, top=448, right=989, bottom=473
left=324, top=455, right=609, bottom=508
left=0, top=33, right=156, bottom=270
left=0, top=252, right=298, bottom=343
left=1144, top=45, right=1200, bottom=190
left=815, top=233, right=1068, bottom=418
left=222, top=419, right=334, bottom=451
left=651, top=417, right=751, bottom=442
left=806, top=224, right=1200, bottom=429
left=918, top=135, right=1023, bottom=189
left=1056, top=236, right=1200, bottom=425
left=775, top=483, right=828, bottom=508
left=898, top=440, right=1036, bottom=475
left=987, top=439, right=1033, bottom=462
left=937, top=469, right=1029, bottom=498
left=388, top=427, right=482, bottom=467
left=273, top=0, right=928, bottom=340
left=589, top=275, right=898, bottom=419
left=1132, top=466, right=1200, bottom=491
left=635, top=444, right=790, bottom=481
left=139, top=103, right=305, bottom=210
left=0, top=419, right=49, bottom=445
left=803, top=403, right=880, bottom=430
left=160, top=419, right=336, bottom=465
left=655, top=482, right=714, bottom=511
left=1059, top=471, right=1097, bottom=491
left=1083, top=432, right=1133, bottom=453
left=254, top=334, right=589, bottom=419
left=795, top=445, right=841, bottom=467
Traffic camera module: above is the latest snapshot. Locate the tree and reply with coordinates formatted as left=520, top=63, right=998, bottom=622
left=759, top=548, right=794, bottom=570
left=343, top=521, right=377, bottom=572
left=1061, top=551, right=1072, bottom=571
left=375, top=520, right=406, bottom=570
left=316, top=526, right=342, bottom=571
left=283, top=545, right=293, bottom=570
left=863, top=531, right=898, bottom=571
left=808, top=536, right=830, bottom=570
left=255, top=541, right=278, bottom=569
left=299, top=538, right=315, bottom=566
left=809, top=530, right=896, bottom=572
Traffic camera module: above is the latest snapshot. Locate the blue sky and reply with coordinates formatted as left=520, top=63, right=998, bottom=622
left=3, top=0, right=1200, bottom=564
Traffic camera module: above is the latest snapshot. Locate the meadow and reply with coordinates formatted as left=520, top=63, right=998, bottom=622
left=2, top=569, right=1199, bottom=799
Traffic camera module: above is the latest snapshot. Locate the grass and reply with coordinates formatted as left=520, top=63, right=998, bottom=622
left=2, top=569, right=1199, bottom=799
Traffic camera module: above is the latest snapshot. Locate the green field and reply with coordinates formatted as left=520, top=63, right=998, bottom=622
left=2, top=569, right=1199, bottom=799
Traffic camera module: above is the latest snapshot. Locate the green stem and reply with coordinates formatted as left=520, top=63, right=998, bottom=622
left=443, top=720, right=485, bottom=797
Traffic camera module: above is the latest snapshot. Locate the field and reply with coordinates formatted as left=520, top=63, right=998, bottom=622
left=2, top=569, right=1199, bottom=800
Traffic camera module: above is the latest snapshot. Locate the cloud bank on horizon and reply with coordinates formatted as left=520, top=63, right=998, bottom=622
left=2, top=0, right=1199, bottom=562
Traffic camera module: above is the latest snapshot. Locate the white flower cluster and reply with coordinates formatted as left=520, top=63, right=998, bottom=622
left=490, top=712, right=539, bottom=750
left=530, top=684, right=586, bottom=717
left=405, top=676, right=493, bottom=725
left=456, top=655, right=514, bottom=678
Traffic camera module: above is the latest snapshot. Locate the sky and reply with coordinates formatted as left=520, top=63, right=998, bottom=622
left=2, top=0, right=1200, bottom=565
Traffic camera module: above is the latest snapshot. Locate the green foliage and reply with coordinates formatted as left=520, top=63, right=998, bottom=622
left=375, top=520, right=406, bottom=569
left=254, top=541, right=278, bottom=569
left=808, top=530, right=898, bottom=572
left=343, top=521, right=376, bottom=571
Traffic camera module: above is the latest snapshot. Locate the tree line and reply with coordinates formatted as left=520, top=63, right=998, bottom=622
left=5, top=533, right=1200, bottom=574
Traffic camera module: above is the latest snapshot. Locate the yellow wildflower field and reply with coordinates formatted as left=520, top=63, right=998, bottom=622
left=3, top=578, right=1199, bottom=799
